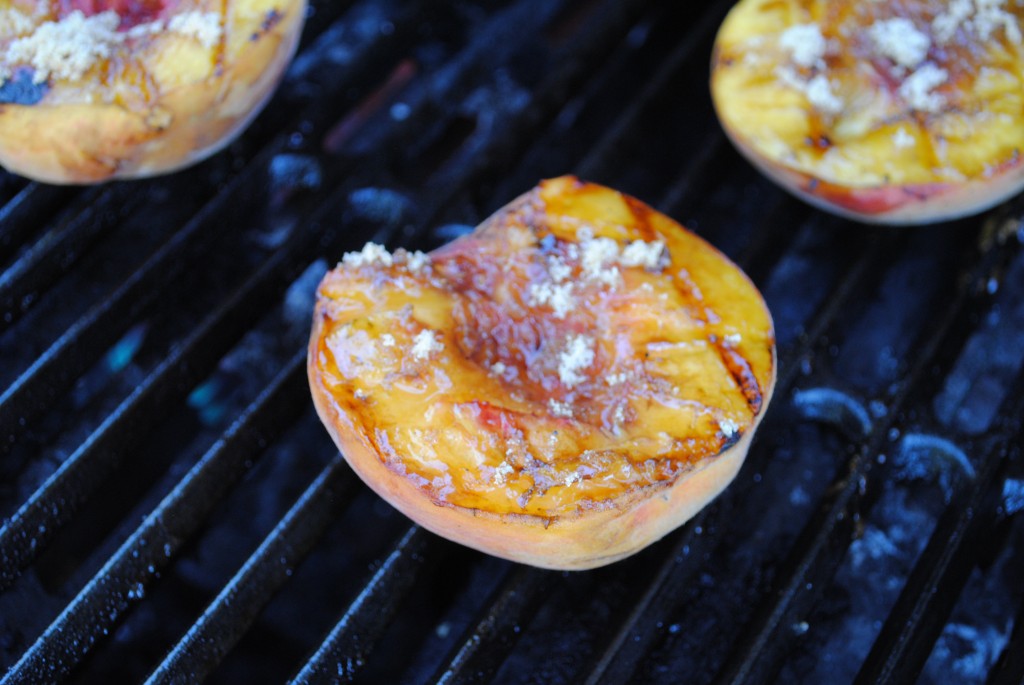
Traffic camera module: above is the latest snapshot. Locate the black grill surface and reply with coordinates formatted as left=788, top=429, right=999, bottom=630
left=2, top=1, right=1024, bottom=683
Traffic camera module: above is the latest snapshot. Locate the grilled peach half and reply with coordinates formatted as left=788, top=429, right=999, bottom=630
left=711, top=0, right=1024, bottom=224
left=0, top=0, right=305, bottom=184
left=308, top=176, right=776, bottom=570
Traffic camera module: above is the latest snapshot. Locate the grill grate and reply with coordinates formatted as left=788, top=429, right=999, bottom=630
left=2, top=0, right=1024, bottom=683
left=290, top=525, right=431, bottom=683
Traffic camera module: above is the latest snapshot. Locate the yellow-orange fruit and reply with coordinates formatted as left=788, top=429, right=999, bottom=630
left=0, top=0, right=306, bottom=183
left=711, top=0, right=1024, bottom=224
left=308, top=177, right=776, bottom=570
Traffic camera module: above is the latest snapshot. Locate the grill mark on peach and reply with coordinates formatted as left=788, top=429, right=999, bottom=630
left=624, top=196, right=659, bottom=242
left=213, top=0, right=228, bottom=74
left=719, top=345, right=765, bottom=415
left=666, top=265, right=758, bottom=427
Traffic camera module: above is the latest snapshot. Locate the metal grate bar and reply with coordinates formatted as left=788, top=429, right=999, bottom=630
left=574, top=0, right=729, bottom=181
left=0, top=186, right=146, bottom=334
left=854, top=369, right=1024, bottom=685
left=429, top=0, right=654, bottom=187
left=712, top=456, right=871, bottom=685
left=0, top=351, right=309, bottom=685
left=769, top=231, right=901, bottom=391
left=486, top=0, right=697, bottom=205
left=432, top=566, right=553, bottom=685
left=583, top=524, right=706, bottom=685
left=0, top=239, right=312, bottom=591
left=987, top=572, right=1024, bottom=685
left=376, top=0, right=648, bottom=235
left=143, top=454, right=358, bottom=685
left=0, top=187, right=250, bottom=454
left=711, top=233, right=1020, bottom=685
left=0, top=184, right=77, bottom=267
left=355, top=0, right=659, bottom=244
left=288, top=526, right=431, bottom=684
left=471, top=0, right=736, bottom=230
left=658, top=130, right=731, bottom=217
